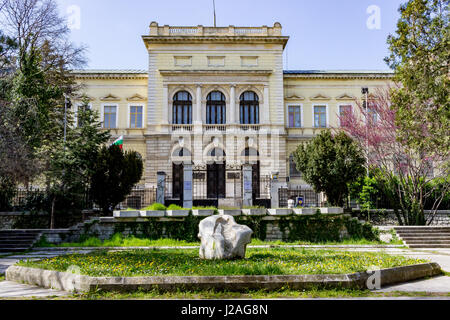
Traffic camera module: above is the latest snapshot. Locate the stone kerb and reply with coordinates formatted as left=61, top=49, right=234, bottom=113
left=112, top=208, right=348, bottom=219
left=6, top=263, right=442, bottom=293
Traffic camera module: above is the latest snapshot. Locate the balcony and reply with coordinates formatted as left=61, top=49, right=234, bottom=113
left=171, top=124, right=193, bottom=132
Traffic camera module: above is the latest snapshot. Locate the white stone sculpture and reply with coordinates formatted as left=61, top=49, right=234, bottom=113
left=198, top=215, right=253, bottom=260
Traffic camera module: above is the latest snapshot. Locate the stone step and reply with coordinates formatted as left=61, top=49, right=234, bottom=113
left=0, top=239, right=37, bottom=244
left=396, top=232, right=450, bottom=237
left=0, top=244, right=33, bottom=249
left=400, top=236, right=450, bottom=240
left=0, top=236, right=40, bottom=240
left=404, top=240, right=450, bottom=244
left=0, top=230, right=42, bottom=234
left=408, top=244, right=450, bottom=248
left=0, top=247, right=30, bottom=253
left=394, top=227, right=450, bottom=232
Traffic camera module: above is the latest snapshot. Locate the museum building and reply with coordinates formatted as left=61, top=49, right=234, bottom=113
left=73, top=22, right=393, bottom=207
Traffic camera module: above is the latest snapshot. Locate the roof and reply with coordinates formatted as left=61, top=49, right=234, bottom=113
left=71, top=69, right=394, bottom=80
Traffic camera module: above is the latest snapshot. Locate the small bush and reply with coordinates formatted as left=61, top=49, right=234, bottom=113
left=143, top=203, right=166, bottom=211
left=166, top=204, right=189, bottom=210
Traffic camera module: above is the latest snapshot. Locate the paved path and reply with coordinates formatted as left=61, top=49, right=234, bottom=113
left=0, top=281, right=69, bottom=298
left=0, top=246, right=449, bottom=298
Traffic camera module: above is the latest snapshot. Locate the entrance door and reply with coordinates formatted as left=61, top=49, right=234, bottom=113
left=172, top=163, right=184, bottom=200
left=207, top=163, right=226, bottom=199
left=252, top=161, right=260, bottom=200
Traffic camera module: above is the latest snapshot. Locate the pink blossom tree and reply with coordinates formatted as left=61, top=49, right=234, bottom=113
left=338, top=87, right=449, bottom=225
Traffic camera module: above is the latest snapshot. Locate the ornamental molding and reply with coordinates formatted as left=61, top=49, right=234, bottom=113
left=335, top=93, right=356, bottom=101
left=126, top=93, right=147, bottom=102
left=100, top=94, right=121, bottom=102
left=74, top=94, right=95, bottom=102
left=285, top=94, right=305, bottom=100
left=310, top=93, right=331, bottom=101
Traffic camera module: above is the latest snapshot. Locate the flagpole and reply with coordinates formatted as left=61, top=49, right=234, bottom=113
left=213, top=0, right=216, bottom=27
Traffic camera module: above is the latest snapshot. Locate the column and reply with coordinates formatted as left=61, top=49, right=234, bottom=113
left=263, top=85, right=270, bottom=124
left=156, top=172, right=166, bottom=205
left=229, top=84, right=236, bottom=124
left=162, top=84, right=169, bottom=124
left=183, top=163, right=193, bottom=208
left=242, top=164, right=253, bottom=207
left=195, top=85, right=202, bottom=124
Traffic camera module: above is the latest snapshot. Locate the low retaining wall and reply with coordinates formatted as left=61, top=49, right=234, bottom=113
left=33, top=214, right=371, bottom=244
left=6, top=262, right=442, bottom=293
left=352, top=210, right=450, bottom=226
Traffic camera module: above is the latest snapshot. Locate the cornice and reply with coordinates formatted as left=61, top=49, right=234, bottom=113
left=283, top=73, right=393, bottom=80
left=142, top=35, right=289, bottom=48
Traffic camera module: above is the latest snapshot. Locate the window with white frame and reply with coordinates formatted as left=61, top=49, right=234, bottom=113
left=314, top=105, right=327, bottom=128
left=288, top=105, right=301, bottom=128
left=75, top=103, right=92, bottom=127
left=339, top=104, right=352, bottom=127
left=103, top=105, right=117, bottom=128
left=129, top=105, right=143, bottom=128
left=289, top=154, right=302, bottom=177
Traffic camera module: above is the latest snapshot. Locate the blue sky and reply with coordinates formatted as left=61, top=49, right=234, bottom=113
left=56, top=0, right=406, bottom=70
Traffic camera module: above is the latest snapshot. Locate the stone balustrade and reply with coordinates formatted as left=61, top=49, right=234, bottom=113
left=149, top=22, right=283, bottom=37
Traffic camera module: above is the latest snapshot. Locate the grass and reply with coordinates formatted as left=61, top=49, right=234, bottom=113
left=75, top=289, right=450, bottom=300
left=17, top=247, right=427, bottom=277
left=36, top=233, right=404, bottom=248
left=0, top=275, right=4, bottom=281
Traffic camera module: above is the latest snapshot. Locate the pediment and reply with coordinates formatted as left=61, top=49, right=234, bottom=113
left=310, top=93, right=331, bottom=101
left=126, top=93, right=147, bottom=102
left=335, top=93, right=356, bottom=101
left=75, top=94, right=95, bottom=101
left=100, top=94, right=121, bottom=101
left=285, top=94, right=305, bottom=100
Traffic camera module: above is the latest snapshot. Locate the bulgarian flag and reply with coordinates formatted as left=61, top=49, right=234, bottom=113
left=111, top=135, right=124, bottom=150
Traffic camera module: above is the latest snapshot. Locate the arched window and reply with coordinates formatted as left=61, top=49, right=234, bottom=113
left=206, top=91, right=226, bottom=124
left=241, top=148, right=259, bottom=157
left=240, top=91, right=259, bottom=124
left=208, top=148, right=226, bottom=157
left=172, top=91, right=192, bottom=124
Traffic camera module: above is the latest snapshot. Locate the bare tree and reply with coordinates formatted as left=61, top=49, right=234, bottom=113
left=1, top=0, right=86, bottom=72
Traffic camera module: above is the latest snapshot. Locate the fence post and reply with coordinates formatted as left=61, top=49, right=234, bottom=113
left=270, top=175, right=288, bottom=208
left=156, top=172, right=166, bottom=205
left=183, top=164, right=193, bottom=208
left=242, top=164, right=253, bottom=207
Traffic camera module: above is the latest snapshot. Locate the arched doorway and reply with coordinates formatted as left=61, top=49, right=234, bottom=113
left=207, top=147, right=226, bottom=199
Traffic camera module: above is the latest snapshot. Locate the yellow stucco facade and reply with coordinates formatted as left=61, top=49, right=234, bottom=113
left=73, top=22, right=392, bottom=195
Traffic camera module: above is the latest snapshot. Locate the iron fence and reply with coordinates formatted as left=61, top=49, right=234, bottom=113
left=118, top=187, right=156, bottom=210
left=278, top=187, right=321, bottom=208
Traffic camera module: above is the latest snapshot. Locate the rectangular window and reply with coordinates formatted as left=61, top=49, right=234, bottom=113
left=367, top=107, right=378, bottom=124
left=103, top=105, right=117, bottom=128
left=314, top=106, right=327, bottom=128
left=76, top=104, right=92, bottom=127
left=289, top=155, right=302, bottom=177
left=288, top=106, right=301, bottom=128
left=129, top=105, right=143, bottom=128
left=339, top=105, right=352, bottom=127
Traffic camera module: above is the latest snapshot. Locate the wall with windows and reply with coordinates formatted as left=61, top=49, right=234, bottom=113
left=283, top=75, right=392, bottom=185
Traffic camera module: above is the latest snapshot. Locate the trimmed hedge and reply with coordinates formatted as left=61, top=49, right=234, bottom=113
left=113, top=213, right=379, bottom=243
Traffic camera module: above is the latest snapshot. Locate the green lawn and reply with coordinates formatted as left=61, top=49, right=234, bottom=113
left=37, top=234, right=403, bottom=248
left=17, top=248, right=426, bottom=277
left=76, top=289, right=450, bottom=300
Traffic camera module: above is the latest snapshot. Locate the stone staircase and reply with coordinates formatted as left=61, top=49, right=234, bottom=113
left=394, top=226, right=450, bottom=248
left=0, top=230, right=43, bottom=253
